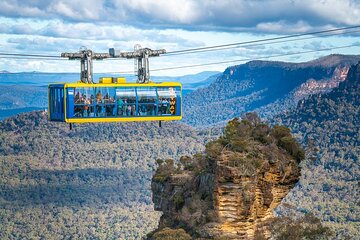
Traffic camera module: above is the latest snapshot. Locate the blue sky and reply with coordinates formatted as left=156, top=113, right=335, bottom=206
left=0, top=0, right=359, bottom=76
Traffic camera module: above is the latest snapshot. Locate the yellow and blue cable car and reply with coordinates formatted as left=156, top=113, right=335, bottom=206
left=48, top=80, right=182, bottom=123
left=48, top=47, right=182, bottom=125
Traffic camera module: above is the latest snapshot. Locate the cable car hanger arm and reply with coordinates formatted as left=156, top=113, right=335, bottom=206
left=109, top=46, right=166, bottom=83
left=61, top=46, right=166, bottom=84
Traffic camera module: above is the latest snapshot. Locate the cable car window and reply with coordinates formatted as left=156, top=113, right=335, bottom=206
left=92, top=87, right=115, bottom=117
left=49, top=86, right=64, bottom=121
left=57, top=88, right=64, bottom=116
left=157, top=87, right=180, bottom=116
left=137, top=87, right=157, bottom=116
left=116, top=88, right=136, bottom=117
left=73, top=87, right=95, bottom=118
left=104, top=87, right=116, bottom=117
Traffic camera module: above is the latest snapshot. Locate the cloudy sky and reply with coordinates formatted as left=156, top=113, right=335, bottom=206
left=0, top=0, right=359, bottom=75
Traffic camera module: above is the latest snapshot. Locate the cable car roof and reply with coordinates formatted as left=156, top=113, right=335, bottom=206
left=49, top=81, right=182, bottom=88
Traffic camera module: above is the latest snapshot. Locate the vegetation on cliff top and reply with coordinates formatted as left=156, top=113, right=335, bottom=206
left=154, top=113, right=304, bottom=182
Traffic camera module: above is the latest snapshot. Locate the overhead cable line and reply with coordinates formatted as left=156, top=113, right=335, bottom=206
left=105, top=27, right=360, bottom=60
left=0, top=52, right=61, bottom=58
left=0, top=56, right=67, bottom=61
left=163, top=29, right=360, bottom=56
left=114, top=44, right=359, bottom=74
left=0, top=25, right=359, bottom=60
left=165, top=25, right=360, bottom=55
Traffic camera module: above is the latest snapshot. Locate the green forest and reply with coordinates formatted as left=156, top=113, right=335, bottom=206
left=273, top=63, right=359, bottom=238
left=0, top=112, right=218, bottom=239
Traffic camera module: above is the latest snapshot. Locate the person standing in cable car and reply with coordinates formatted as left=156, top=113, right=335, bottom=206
left=104, top=93, right=111, bottom=116
left=96, top=91, right=102, bottom=116
left=126, top=103, right=131, bottom=116
left=74, top=91, right=82, bottom=117
left=89, top=94, right=95, bottom=117
left=117, top=97, right=124, bottom=116
left=83, top=95, right=90, bottom=117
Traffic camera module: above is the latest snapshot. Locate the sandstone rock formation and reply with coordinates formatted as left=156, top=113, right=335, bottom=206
left=150, top=113, right=303, bottom=239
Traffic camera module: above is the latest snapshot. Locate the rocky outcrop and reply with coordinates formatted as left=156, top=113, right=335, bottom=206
left=150, top=114, right=303, bottom=239
left=211, top=150, right=299, bottom=239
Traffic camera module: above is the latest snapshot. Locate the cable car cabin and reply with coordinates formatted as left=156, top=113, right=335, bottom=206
left=48, top=81, right=182, bottom=123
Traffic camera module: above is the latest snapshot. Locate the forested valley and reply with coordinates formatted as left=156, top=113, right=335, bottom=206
left=0, top=113, right=218, bottom=239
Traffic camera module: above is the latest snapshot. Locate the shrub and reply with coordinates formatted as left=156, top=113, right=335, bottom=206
left=205, top=141, right=223, bottom=159
left=269, top=213, right=333, bottom=240
left=271, top=125, right=291, bottom=140
left=165, top=159, right=175, bottom=168
left=156, top=159, right=164, bottom=166
left=279, top=137, right=305, bottom=161
left=230, top=138, right=248, bottom=152
left=173, top=194, right=185, bottom=211
left=153, top=173, right=169, bottom=183
left=252, top=124, right=271, bottom=144
left=152, top=228, right=191, bottom=240
left=242, top=112, right=261, bottom=126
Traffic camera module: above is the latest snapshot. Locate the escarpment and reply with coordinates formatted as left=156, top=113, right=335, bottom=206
left=149, top=113, right=303, bottom=239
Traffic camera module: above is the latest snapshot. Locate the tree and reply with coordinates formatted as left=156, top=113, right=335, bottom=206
left=242, top=112, right=261, bottom=126
left=271, top=125, right=291, bottom=140
left=269, top=214, right=333, bottom=240
left=151, top=228, right=191, bottom=240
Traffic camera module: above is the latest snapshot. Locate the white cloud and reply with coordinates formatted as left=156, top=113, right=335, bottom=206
left=302, top=41, right=333, bottom=50
left=118, top=0, right=200, bottom=24
left=47, top=0, right=104, bottom=21
left=304, top=0, right=360, bottom=25
left=0, top=1, right=45, bottom=18
left=256, top=21, right=313, bottom=34
left=0, top=0, right=359, bottom=32
left=0, top=0, right=359, bottom=75
left=0, top=19, right=205, bottom=52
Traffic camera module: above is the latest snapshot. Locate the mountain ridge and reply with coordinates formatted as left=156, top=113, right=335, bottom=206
left=183, top=54, right=360, bottom=127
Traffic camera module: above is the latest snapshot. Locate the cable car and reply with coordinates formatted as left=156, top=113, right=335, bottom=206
left=48, top=79, right=182, bottom=123
left=48, top=47, right=182, bottom=125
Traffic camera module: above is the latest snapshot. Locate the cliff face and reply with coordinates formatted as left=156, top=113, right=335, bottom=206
left=293, top=65, right=350, bottom=99
left=151, top=114, right=303, bottom=239
left=212, top=150, right=299, bottom=239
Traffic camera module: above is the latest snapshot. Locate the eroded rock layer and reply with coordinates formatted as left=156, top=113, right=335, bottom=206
left=150, top=115, right=302, bottom=239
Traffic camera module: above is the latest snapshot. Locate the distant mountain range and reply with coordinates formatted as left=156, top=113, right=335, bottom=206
left=0, top=85, right=47, bottom=110
left=0, top=71, right=219, bottom=86
left=183, top=54, right=360, bottom=127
